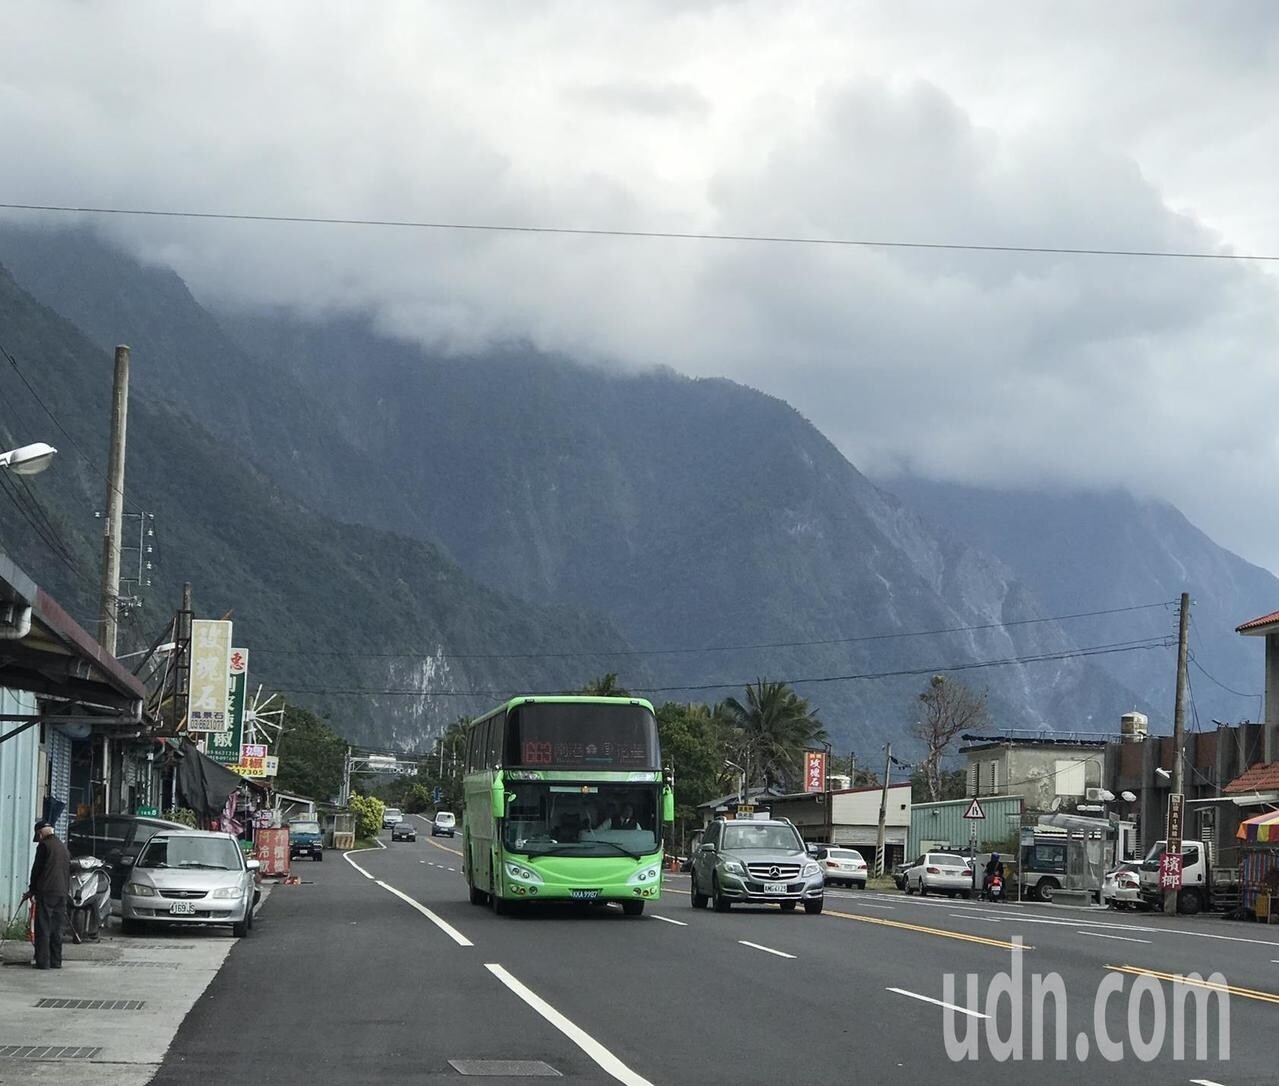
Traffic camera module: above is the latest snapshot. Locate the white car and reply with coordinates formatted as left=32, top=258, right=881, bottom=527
left=382, top=807, right=403, bottom=829
left=121, top=830, right=259, bottom=936
left=1100, top=860, right=1143, bottom=910
left=904, top=852, right=974, bottom=898
left=815, top=846, right=868, bottom=889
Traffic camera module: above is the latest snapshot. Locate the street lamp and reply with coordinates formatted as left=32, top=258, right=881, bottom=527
left=0, top=442, right=57, bottom=476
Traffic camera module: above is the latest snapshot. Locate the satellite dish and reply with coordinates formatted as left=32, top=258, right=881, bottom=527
left=1120, top=790, right=1137, bottom=803
left=54, top=721, right=92, bottom=740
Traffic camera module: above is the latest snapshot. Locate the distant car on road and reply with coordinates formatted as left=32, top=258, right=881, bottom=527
left=813, top=846, right=868, bottom=889
left=120, top=830, right=260, bottom=937
left=431, top=811, right=456, bottom=838
left=382, top=807, right=403, bottom=829
left=1100, top=860, right=1143, bottom=910
left=903, top=852, right=973, bottom=898
left=392, top=819, right=417, bottom=841
left=289, top=818, right=324, bottom=861
left=689, top=817, right=824, bottom=914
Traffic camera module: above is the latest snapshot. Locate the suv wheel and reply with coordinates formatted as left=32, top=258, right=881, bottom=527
left=712, top=875, right=732, bottom=912
left=804, top=899, right=823, bottom=915
left=690, top=874, right=709, bottom=909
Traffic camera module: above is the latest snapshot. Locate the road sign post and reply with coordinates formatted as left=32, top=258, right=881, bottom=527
left=963, top=798, right=986, bottom=892
left=1163, top=792, right=1185, bottom=913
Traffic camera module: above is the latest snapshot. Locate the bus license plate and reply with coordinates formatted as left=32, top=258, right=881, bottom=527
left=764, top=881, right=787, bottom=894
left=168, top=901, right=196, bottom=916
left=569, top=889, right=599, bottom=900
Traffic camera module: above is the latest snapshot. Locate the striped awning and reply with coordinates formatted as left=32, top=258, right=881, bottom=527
left=1237, top=809, right=1279, bottom=843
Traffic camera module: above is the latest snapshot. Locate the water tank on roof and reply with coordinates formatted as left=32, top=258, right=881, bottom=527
left=1120, top=711, right=1148, bottom=742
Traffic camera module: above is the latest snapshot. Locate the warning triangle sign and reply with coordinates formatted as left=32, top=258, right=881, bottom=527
left=962, top=797, right=986, bottom=820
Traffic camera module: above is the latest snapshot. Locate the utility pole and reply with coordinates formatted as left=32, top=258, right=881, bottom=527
left=341, top=746, right=352, bottom=806
left=1165, top=591, right=1191, bottom=916
left=874, top=743, right=892, bottom=877
left=171, top=582, right=192, bottom=734
left=98, top=345, right=130, bottom=654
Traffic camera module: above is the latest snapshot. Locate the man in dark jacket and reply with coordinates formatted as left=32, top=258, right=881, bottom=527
left=22, top=820, right=71, bottom=969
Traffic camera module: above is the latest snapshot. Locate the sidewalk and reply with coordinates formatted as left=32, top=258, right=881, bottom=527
left=0, top=887, right=269, bottom=1085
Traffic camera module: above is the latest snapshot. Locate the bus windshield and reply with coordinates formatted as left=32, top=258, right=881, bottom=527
left=503, top=782, right=660, bottom=858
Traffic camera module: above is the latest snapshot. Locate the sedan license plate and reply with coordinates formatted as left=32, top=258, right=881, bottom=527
left=168, top=901, right=196, bottom=916
left=569, top=889, right=599, bottom=900
left=763, top=881, right=788, bottom=894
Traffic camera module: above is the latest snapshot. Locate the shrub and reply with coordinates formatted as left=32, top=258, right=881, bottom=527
left=163, top=807, right=199, bottom=828
left=348, top=793, right=385, bottom=839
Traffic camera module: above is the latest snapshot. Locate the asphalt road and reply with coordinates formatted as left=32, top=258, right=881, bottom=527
left=148, top=823, right=1278, bottom=1084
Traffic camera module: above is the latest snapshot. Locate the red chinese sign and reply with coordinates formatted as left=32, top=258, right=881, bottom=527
left=1158, top=852, right=1183, bottom=890
left=254, top=827, right=290, bottom=877
left=805, top=751, right=827, bottom=794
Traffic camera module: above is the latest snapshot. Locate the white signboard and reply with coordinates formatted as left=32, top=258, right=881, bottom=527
left=264, top=756, right=279, bottom=777
left=187, top=619, right=233, bottom=733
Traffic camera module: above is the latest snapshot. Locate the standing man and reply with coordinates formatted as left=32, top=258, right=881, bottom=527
left=22, top=820, right=71, bottom=970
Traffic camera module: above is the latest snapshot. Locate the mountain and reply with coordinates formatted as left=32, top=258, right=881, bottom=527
left=0, top=224, right=1155, bottom=755
left=0, top=258, right=641, bottom=748
left=877, top=477, right=1275, bottom=728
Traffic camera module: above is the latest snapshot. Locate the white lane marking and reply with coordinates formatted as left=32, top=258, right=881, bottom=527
left=887, top=986, right=989, bottom=1020
left=1078, top=931, right=1152, bottom=944
left=650, top=915, right=688, bottom=927
left=447, top=867, right=456, bottom=872
left=949, top=913, right=1001, bottom=923
left=738, top=940, right=796, bottom=960
left=1190, top=1079, right=1229, bottom=1086
left=342, top=836, right=386, bottom=879
left=841, top=902, right=895, bottom=910
left=374, top=880, right=473, bottom=947
left=486, top=963, right=655, bottom=1086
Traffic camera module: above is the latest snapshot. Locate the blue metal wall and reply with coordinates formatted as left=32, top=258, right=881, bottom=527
left=0, top=687, right=38, bottom=922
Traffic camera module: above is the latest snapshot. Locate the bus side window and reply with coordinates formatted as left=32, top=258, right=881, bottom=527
left=487, top=713, right=503, bottom=769
left=466, top=723, right=481, bottom=774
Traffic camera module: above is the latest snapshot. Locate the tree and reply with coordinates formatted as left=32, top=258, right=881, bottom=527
left=721, top=680, right=827, bottom=792
left=578, top=673, right=631, bottom=696
left=655, top=701, right=732, bottom=823
left=911, top=676, right=989, bottom=801
left=909, top=767, right=967, bottom=803
left=275, top=705, right=350, bottom=802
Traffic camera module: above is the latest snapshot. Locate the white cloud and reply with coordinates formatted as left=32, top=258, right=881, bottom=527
left=4, top=1, right=1279, bottom=569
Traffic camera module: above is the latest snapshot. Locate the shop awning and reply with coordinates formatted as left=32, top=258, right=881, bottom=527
left=1237, top=810, right=1279, bottom=843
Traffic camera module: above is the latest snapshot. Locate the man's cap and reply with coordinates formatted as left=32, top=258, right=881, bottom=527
left=33, top=820, right=51, bottom=833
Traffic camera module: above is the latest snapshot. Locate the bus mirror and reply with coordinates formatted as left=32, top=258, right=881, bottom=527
left=662, top=786, right=675, bottom=824
left=491, top=784, right=507, bottom=820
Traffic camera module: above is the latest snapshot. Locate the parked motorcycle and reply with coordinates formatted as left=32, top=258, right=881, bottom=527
left=68, top=855, right=112, bottom=942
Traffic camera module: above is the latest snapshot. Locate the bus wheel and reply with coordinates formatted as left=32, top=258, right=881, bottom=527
left=622, top=900, right=644, bottom=916
left=468, top=881, right=488, bottom=906
left=491, top=886, right=511, bottom=915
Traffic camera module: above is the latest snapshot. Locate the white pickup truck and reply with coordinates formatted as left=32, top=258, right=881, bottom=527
left=1137, top=838, right=1241, bottom=915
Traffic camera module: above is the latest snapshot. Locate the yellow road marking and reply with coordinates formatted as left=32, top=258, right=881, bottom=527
left=428, top=838, right=463, bottom=857
left=1106, top=964, right=1279, bottom=1006
left=825, top=909, right=1033, bottom=951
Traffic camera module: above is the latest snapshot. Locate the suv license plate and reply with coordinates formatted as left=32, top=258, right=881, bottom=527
left=168, top=901, right=196, bottom=916
left=569, top=889, right=599, bottom=900
left=764, top=881, right=788, bottom=894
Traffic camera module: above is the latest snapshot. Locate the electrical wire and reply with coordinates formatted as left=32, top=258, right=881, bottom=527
left=1, top=202, right=1275, bottom=263
left=271, top=634, right=1173, bottom=698
left=252, top=599, right=1177, bottom=663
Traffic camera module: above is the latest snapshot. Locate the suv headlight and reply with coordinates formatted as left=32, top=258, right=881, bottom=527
left=505, top=863, right=542, bottom=884
left=212, top=886, right=245, bottom=899
left=802, top=862, right=821, bottom=877
left=124, top=882, right=156, bottom=897
left=721, top=859, right=746, bottom=875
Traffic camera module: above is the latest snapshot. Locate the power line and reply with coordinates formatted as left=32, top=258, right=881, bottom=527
left=271, top=634, right=1172, bottom=698
left=1, top=202, right=1275, bottom=263
left=253, top=600, right=1177, bottom=663
left=1188, top=649, right=1264, bottom=702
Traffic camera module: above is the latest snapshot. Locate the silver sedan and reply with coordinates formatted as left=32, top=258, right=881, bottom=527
left=121, top=830, right=260, bottom=937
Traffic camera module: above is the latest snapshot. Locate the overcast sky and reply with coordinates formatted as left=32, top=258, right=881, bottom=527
left=5, top=2, right=1279, bottom=571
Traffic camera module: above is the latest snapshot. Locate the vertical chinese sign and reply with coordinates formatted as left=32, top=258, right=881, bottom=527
left=208, top=648, right=248, bottom=765
left=186, top=619, right=232, bottom=734
left=805, top=751, right=827, bottom=794
left=254, top=827, right=290, bottom=877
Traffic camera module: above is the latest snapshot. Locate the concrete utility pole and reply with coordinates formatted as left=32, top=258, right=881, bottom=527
left=1165, top=591, right=1191, bottom=916
left=874, top=743, right=892, bottom=877
left=98, top=345, right=130, bottom=654
left=172, top=582, right=192, bottom=733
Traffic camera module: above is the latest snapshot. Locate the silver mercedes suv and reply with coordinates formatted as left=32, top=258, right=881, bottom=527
left=689, top=818, right=824, bottom=914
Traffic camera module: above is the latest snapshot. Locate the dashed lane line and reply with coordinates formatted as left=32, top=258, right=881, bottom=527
left=650, top=915, right=688, bottom=927
left=739, top=940, right=796, bottom=960
left=886, top=986, right=990, bottom=1020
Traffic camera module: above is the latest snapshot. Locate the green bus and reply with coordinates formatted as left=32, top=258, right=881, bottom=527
left=461, top=695, right=674, bottom=916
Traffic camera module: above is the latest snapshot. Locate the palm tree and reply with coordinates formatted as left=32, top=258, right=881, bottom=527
left=721, top=680, right=827, bottom=792
left=578, top=673, right=631, bottom=697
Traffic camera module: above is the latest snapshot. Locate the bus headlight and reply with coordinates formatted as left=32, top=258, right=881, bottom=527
left=505, top=863, right=542, bottom=884
left=628, top=865, right=661, bottom=885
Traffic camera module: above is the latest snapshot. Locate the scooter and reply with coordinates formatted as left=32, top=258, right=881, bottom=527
left=68, top=856, right=112, bottom=942
left=983, top=872, right=1005, bottom=903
